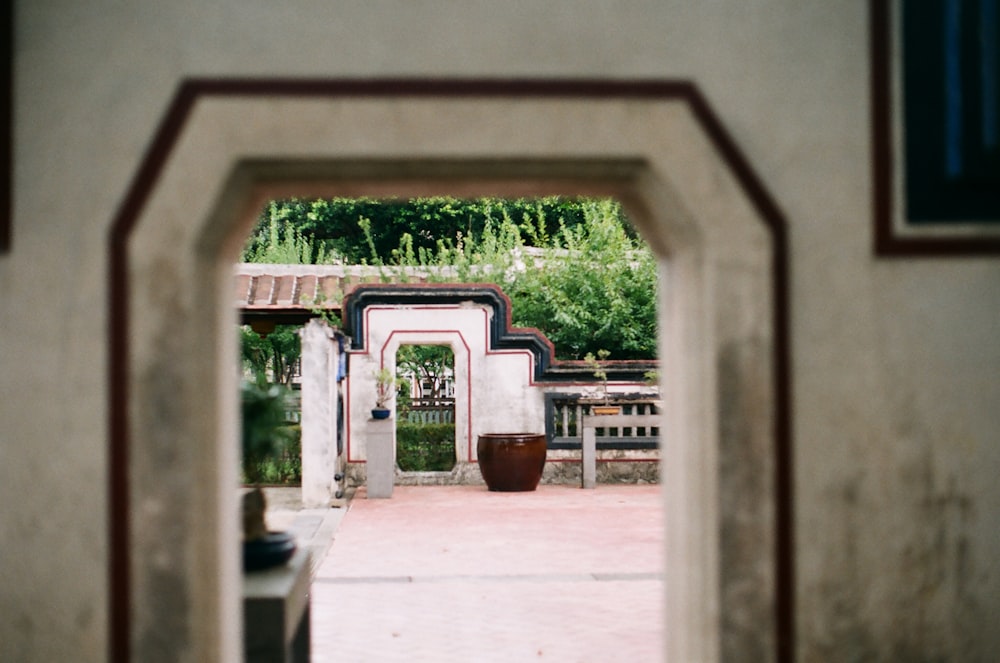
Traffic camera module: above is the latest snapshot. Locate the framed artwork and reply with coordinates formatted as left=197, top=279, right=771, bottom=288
left=872, top=0, right=1000, bottom=255
left=1, top=1, right=10, bottom=254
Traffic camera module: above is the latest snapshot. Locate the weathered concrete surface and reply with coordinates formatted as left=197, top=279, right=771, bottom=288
left=365, top=419, right=395, bottom=499
left=718, top=337, right=774, bottom=662
left=346, top=459, right=660, bottom=490
left=5, top=3, right=1000, bottom=662
left=299, top=319, right=340, bottom=508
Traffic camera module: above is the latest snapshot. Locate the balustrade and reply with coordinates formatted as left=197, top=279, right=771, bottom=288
left=545, top=395, right=661, bottom=450
left=400, top=397, right=455, bottom=425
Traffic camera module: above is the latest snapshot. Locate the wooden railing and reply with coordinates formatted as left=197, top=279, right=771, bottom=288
left=545, top=394, right=661, bottom=449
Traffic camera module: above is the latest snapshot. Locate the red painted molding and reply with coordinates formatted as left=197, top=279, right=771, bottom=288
left=870, top=0, right=1000, bottom=256
left=107, top=78, right=794, bottom=663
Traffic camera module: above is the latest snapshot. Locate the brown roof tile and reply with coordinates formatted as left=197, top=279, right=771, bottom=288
left=235, top=264, right=387, bottom=313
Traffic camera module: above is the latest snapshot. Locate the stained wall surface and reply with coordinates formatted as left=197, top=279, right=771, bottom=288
left=2, top=2, right=999, bottom=662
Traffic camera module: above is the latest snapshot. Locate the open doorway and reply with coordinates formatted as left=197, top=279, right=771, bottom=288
left=109, top=82, right=787, bottom=662
left=238, top=323, right=303, bottom=487
left=396, top=344, right=457, bottom=474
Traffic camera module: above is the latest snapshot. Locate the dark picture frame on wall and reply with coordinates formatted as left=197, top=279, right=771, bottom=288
left=872, top=0, right=1000, bottom=255
left=1, top=0, right=11, bottom=255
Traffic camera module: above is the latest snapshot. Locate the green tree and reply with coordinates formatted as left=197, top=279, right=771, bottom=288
left=370, top=199, right=656, bottom=360
left=240, top=325, right=301, bottom=385
left=242, top=201, right=333, bottom=264
left=241, top=196, right=634, bottom=265
left=240, top=202, right=329, bottom=384
left=507, top=200, right=657, bottom=359
left=242, top=196, right=657, bottom=360
left=396, top=345, right=455, bottom=399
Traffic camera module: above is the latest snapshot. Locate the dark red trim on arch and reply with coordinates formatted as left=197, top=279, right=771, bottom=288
left=107, top=78, right=794, bottom=662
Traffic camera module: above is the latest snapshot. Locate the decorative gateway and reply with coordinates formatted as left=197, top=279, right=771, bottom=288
left=339, top=283, right=660, bottom=490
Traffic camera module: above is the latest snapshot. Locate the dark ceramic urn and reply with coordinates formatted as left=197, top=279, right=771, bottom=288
left=476, top=433, right=547, bottom=492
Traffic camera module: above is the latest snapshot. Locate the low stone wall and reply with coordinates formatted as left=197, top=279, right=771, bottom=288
left=345, top=462, right=483, bottom=488
left=344, top=457, right=659, bottom=489
left=542, top=460, right=660, bottom=485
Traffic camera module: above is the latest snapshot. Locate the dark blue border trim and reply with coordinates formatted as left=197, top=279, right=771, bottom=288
left=342, top=282, right=555, bottom=379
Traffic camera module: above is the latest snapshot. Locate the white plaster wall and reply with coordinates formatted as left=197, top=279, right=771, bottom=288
left=3, top=1, right=999, bottom=661
left=346, top=305, right=545, bottom=464
left=474, top=350, right=546, bottom=440
left=299, top=318, right=340, bottom=508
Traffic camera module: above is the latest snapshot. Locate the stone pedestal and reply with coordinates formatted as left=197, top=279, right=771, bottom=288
left=243, top=549, right=311, bottom=663
left=367, top=418, right=395, bottom=498
left=582, top=424, right=597, bottom=489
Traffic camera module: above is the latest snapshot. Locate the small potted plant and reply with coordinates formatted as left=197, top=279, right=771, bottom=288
left=644, top=369, right=663, bottom=410
left=240, top=378, right=297, bottom=572
left=371, top=367, right=398, bottom=419
left=584, top=349, right=620, bottom=415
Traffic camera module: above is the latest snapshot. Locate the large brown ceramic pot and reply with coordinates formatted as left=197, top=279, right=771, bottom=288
left=476, top=433, right=547, bottom=492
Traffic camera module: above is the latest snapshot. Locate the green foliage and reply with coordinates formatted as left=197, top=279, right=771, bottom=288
left=242, top=201, right=334, bottom=264
left=508, top=201, right=657, bottom=359
left=241, top=380, right=298, bottom=483
left=242, top=196, right=657, bottom=360
left=584, top=349, right=611, bottom=402
left=374, top=198, right=657, bottom=360
left=242, top=196, right=634, bottom=265
left=242, top=425, right=301, bottom=485
left=395, top=423, right=456, bottom=472
left=240, top=325, right=301, bottom=385
left=373, top=367, right=403, bottom=408
left=396, top=345, right=454, bottom=398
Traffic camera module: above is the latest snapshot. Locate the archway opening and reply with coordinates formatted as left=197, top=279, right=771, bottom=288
left=237, top=193, right=660, bottom=494
left=238, top=323, right=304, bottom=487
left=111, top=85, right=786, bottom=662
left=395, top=344, right=457, bottom=473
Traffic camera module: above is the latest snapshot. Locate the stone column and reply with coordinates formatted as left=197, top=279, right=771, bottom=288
left=300, top=319, right=338, bottom=508
left=366, top=418, right=395, bottom=498
left=581, top=419, right=597, bottom=489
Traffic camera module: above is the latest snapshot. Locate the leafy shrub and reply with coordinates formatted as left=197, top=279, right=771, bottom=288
left=243, top=426, right=302, bottom=486
left=507, top=200, right=656, bottom=359
left=241, top=379, right=301, bottom=484
left=242, top=424, right=301, bottom=485
left=396, top=423, right=456, bottom=472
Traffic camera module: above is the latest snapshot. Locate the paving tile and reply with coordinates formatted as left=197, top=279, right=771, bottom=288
left=310, top=484, right=665, bottom=662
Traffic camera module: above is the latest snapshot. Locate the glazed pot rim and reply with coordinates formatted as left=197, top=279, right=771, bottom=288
left=478, top=432, right=545, bottom=439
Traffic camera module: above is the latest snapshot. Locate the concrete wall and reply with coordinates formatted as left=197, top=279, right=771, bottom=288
left=2, top=2, right=998, bottom=661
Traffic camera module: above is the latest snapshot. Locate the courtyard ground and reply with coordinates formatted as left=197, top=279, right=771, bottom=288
left=265, top=483, right=665, bottom=661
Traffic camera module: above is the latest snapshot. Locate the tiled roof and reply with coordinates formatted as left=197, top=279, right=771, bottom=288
left=234, top=263, right=426, bottom=314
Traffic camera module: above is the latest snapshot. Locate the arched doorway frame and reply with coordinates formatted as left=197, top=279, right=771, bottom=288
left=108, top=79, right=791, bottom=662
left=363, top=330, right=471, bottom=464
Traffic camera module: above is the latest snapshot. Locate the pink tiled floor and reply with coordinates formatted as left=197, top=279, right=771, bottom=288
left=310, top=484, right=665, bottom=662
